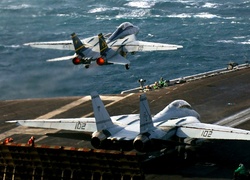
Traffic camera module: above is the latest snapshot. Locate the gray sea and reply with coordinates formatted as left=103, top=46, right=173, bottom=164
left=0, top=0, right=249, bottom=100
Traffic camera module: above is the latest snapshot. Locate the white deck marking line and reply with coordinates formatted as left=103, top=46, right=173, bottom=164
left=36, top=95, right=124, bottom=119
left=132, top=110, right=138, bottom=113
left=81, top=93, right=134, bottom=117
left=36, top=96, right=91, bottom=119
left=150, top=100, right=155, bottom=104
left=99, top=95, right=124, bottom=101
left=214, top=107, right=250, bottom=127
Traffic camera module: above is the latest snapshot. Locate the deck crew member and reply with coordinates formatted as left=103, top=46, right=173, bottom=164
left=27, top=136, right=35, bottom=147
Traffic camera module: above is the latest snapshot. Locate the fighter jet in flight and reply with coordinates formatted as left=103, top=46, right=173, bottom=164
left=24, top=22, right=183, bottom=70
left=8, top=92, right=250, bottom=153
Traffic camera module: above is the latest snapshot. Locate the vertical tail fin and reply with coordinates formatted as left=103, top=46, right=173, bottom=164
left=71, top=33, right=87, bottom=54
left=91, top=91, right=114, bottom=131
left=98, top=33, right=109, bottom=56
left=139, top=94, right=154, bottom=133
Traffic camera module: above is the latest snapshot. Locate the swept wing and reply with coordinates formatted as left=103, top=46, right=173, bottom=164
left=8, top=114, right=140, bottom=133
left=120, top=41, right=183, bottom=52
left=8, top=118, right=96, bottom=132
left=24, top=36, right=98, bottom=51
left=176, top=122, right=250, bottom=141
left=24, top=40, right=74, bottom=50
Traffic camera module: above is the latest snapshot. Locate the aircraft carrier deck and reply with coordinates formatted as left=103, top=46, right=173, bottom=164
left=0, top=63, right=249, bottom=180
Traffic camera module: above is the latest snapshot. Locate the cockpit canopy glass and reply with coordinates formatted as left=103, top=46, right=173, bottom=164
left=170, top=100, right=192, bottom=109
left=107, top=22, right=139, bottom=42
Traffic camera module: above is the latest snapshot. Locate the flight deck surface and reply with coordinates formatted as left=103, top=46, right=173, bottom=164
left=0, top=65, right=249, bottom=179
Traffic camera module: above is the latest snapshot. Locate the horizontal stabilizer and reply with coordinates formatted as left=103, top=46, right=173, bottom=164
left=107, top=53, right=130, bottom=65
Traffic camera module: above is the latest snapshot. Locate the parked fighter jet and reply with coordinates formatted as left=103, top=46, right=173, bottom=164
left=24, top=22, right=183, bottom=70
left=8, top=92, right=250, bottom=153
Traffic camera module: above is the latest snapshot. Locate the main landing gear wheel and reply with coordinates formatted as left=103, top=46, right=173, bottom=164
left=125, top=64, right=130, bottom=70
left=85, top=64, right=90, bottom=69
